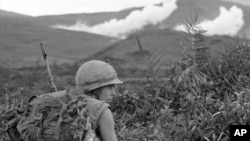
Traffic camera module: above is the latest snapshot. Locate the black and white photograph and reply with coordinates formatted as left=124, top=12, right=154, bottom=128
left=0, top=0, right=250, bottom=140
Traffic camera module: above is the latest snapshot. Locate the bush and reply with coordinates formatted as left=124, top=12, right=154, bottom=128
left=1, top=20, right=250, bottom=141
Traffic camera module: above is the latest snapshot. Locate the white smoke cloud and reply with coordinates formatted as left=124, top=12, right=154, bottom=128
left=174, top=6, right=244, bottom=36
left=53, top=0, right=178, bottom=38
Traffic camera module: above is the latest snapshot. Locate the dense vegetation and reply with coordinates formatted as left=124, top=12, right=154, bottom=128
left=1, top=23, right=250, bottom=141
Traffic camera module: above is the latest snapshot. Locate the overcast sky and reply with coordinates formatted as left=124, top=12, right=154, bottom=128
left=0, top=0, right=250, bottom=16
left=0, top=0, right=247, bottom=38
left=0, top=0, right=164, bottom=16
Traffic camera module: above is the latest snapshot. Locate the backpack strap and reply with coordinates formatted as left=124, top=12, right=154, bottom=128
left=87, top=101, right=110, bottom=130
left=54, top=102, right=67, bottom=140
left=41, top=93, right=69, bottom=140
left=66, top=88, right=111, bottom=129
left=94, top=102, right=110, bottom=120
left=30, top=92, right=69, bottom=140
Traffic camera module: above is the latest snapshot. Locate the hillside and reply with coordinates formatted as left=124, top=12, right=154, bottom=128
left=0, top=65, right=16, bottom=83
left=0, top=10, right=115, bottom=68
left=34, top=0, right=250, bottom=38
left=163, top=0, right=250, bottom=38
left=1, top=0, right=250, bottom=68
left=77, top=28, right=240, bottom=78
left=35, top=7, right=142, bottom=26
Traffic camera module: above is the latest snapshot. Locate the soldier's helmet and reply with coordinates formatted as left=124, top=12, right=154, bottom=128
left=75, top=60, right=123, bottom=92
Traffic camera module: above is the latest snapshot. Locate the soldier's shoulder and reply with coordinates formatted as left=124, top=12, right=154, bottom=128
left=86, top=98, right=110, bottom=121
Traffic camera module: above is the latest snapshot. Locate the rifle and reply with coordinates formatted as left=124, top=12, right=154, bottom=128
left=40, top=42, right=57, bottom=92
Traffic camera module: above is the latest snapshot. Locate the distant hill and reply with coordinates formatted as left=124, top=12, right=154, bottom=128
left=77, top=28, right=240, bottom=78
left=0, top=65, right=16, bottom=84
left=1, top=0, right=250, bottom=69
left=35, top=7, right=142, bottom=26
left=0, top=10, right=115, bottom=68
left=34, top=0, right=250, bottom=38
left=163, top=0, right=250, bottom=38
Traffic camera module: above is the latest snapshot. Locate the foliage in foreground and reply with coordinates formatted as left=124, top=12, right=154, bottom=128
left=110, top=20, right=250, bottom=140
left=1, top=28, right=250, bottom=140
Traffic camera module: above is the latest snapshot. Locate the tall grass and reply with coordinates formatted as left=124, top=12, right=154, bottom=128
left=1, top=17, right=250, bottom=141
left=110, top=15, right=250, bottom=140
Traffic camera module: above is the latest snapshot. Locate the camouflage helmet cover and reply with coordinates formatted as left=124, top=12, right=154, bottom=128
left=75, top=60, right=123, bottom=92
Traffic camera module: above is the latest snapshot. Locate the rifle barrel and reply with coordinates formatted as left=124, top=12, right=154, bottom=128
left=40, top=42, right=57, bottom=92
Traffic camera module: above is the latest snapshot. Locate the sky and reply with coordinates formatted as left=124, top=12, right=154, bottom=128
left=1, top=0, right=250, bottom=16
left=174, top=5, right=244, bottom=36
left=0, top=0, right=248, bottom=38
left=0, top=0, right=164, bottom=16
left=221, top=0, right=250, bottom=6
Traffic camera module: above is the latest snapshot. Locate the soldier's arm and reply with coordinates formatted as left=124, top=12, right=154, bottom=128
left=98, top=108, right=118, bottom=141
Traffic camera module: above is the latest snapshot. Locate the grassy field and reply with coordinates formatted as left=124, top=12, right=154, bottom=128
left=1, top=0, right=250, bottom=140
left=0, top=29, right=250, bottom=140
left=0, top=10, right=115, bottom=68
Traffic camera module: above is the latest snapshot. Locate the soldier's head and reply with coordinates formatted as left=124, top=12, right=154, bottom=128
left=75, top=60, right=123, bottom=102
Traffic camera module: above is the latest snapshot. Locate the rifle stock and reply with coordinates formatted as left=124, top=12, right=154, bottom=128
left=40, top=42, right=57, bottom=92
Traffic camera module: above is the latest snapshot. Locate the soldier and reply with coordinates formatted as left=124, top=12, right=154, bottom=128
left=72, top=60, right=123, bottom=141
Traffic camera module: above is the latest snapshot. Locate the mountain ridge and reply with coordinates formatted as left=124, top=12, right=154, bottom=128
left=0, top=10, right=116, bottom=68
left=1, top=0, right=250, bottom=68
left=31, top=0, right=250, bottom=38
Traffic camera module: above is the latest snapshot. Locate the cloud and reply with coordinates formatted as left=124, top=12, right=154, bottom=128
left=221, top=0, right=250, bottom=6
left=52, top=0, right=178, bottom=38
left=174, top=5, right=244, bottom=36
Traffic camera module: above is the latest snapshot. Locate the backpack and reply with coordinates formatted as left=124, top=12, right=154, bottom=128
left=4, top=89, right=101, bottom=141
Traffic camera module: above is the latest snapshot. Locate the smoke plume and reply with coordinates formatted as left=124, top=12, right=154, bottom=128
left=53, top=0, right=177, bottom=38
left=174, top=6, right=244, bottom=36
